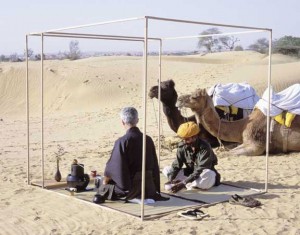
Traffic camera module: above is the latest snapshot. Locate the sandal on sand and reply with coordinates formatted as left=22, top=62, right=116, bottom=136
left=177, top=209, right=209, bottom=220
left=229, top=194, right=262, bottom=208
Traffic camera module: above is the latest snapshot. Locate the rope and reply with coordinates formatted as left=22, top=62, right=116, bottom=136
left=231, top=94, right=257, bottom=105
left=180, top=107, right=190, bottom=122
left=213, top=93, right=257, bottom=106
left=261, top=98, right=284, bottom=112
left=202, top=101, right=225, bottom=150
left=213, top=115, right=223, bottom=148
left=217, top=118, right=221, bottom=140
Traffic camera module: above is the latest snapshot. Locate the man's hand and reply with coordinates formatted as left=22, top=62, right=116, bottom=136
left=171, top=180, right=181, bottom=184
left=165, top=179, right=180, bottom=185
left=164, top=180, right=180, bottom=191
left=171, top=182, right=185, bottom=193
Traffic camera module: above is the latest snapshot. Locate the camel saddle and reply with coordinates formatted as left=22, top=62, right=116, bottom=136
left=255, top=84, right=300, bottom=117
left=208, top=82, right=260, bottom=110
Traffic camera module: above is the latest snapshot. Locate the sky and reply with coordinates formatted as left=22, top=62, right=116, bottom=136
left=1, top=0, right=299, bottom=55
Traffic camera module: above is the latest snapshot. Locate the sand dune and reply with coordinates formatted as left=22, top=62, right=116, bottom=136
left=1, top=51, right=300, bottom=117
left=0, top=51, right=300, bottom=234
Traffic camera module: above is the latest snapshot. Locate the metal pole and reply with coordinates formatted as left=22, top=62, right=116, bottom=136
left=162, top=29, right=266, bottom=40
left=157, top=40, right=162, bottom=166
left=26, top=35, right=30, bottom=185
left=42, top=31, right=161, bottom=41
left=265, top=30, right=272, bottom=192
left=35, top=34, right=145, bottom=42
left=147, top=16, right=271, bottom=31
left=41, top=34, right=45, bottom=188
left=39, top=17, right=145, bottom=33
left=141, top=17, right=148, bottom=221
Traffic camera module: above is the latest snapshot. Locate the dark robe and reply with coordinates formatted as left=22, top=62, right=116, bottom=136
left=104, top=127, right=161, bottom=198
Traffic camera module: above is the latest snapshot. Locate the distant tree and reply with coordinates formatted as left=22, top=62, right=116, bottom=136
left=273, top=36, right=300, bottom=47
left=197, top=28, right=222, bottom=53
left=234, top=45, right=244, bottom=51
left=57, top=51, right=67, bottom=60
left=24, top=48, right=34, bottom=58
left=9, top=53, right=21, bottom=62
left=219, top=36, right=240, bottom=51
left=248, top=38, right=269, bottom=54
left=273, top=36, right=300, bottom=57
left=198, top=28, right=240, bottom=52
left=67, top=40, right=81, bottom=60
left=34, top=53, right=46, bottom=61
left=0, top=55, right=9, bottom=62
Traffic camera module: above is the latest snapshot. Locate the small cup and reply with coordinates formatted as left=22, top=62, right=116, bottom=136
left=91, top=170, right=97, bottom=177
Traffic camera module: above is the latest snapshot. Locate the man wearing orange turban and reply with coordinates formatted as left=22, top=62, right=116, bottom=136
left=162, top=121, right=221, bottom=193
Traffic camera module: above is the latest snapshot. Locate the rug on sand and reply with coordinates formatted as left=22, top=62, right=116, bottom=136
left=31, top=180, right=261, bottom=219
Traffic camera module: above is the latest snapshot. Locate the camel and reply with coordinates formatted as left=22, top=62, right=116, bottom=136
left=148, top=80, right=220, bottom=146
left=148, top=80, right=253, bottom=147
left=176, top=88, right=300, bottom=156
left=148, top=80, right=194, bottom=132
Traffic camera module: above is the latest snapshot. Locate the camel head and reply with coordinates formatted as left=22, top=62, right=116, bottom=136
left=176, top=88, right=209, bottom=112
left=148, top=79, right=178, bottom=106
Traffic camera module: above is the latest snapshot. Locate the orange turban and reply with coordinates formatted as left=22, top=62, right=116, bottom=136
left=177, top=122, right=200, bottom=138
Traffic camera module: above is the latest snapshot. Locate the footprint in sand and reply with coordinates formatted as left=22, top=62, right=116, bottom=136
left=14, top=189, right=23, bottom=194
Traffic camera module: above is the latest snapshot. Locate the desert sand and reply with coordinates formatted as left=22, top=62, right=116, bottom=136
left=0, top=51, right=300, bottom=234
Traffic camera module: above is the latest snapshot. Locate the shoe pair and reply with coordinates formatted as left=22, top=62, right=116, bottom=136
left=229, top=194, right=262, bottom=208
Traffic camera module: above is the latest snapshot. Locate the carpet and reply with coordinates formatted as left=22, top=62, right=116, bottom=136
left=32, top=180, right=261, bottom=219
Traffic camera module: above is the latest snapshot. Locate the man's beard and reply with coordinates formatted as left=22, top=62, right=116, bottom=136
left=185, top=141, right=197, bottom=148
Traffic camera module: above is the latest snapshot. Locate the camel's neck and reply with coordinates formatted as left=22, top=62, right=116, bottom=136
left=195, top=98, right=247, bottom=143
left=162, top=104, right=195, bottom=132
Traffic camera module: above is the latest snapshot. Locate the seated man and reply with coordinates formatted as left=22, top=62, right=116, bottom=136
left=99, top=107, right=167, bottom=201
left=162, top=121, right=221, bottom=193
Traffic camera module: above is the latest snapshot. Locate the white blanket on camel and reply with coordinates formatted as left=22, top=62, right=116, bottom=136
left=255, top=83, right=300, bottom=116
left=207, top=82, right=260, bottom=109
